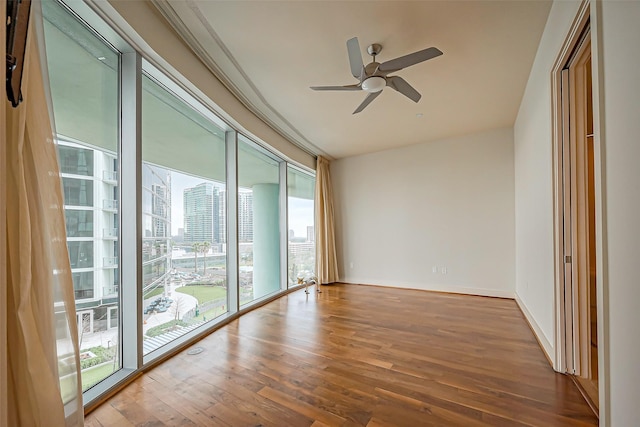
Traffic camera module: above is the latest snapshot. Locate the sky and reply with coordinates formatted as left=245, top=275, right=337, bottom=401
left=170, top=172, right=313, bottom=238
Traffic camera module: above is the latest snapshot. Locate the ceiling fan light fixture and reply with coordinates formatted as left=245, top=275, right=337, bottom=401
left=310, top=37, right=443, bottom=113
left=362, top=76, right=386, bottom=93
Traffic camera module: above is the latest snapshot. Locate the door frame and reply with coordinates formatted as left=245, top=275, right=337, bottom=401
left=551, top=0, right=609, bottom=421
left=552, top=0, right=589, bottom=374
left=569, top=36, right=594, bottom=379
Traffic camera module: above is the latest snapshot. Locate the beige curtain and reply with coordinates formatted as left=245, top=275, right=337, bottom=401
left=1, top=0, right=8, bottom=424
left=5, top=8, right=84, bottom=426
left=315, top=156, right=339, bottom=284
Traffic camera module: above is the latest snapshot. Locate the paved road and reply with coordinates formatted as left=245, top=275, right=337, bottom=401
left=142, top=287, right=198, bottom=333
left=80, top=283, right=198, bottom=351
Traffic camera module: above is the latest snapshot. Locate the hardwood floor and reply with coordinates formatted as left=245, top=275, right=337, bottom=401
left=85, top=284, right=598, bottom=426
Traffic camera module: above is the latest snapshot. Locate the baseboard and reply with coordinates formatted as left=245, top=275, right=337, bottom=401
left=515, top=293, right=555, bottom=368
left=340, top=280, right=515, bottom=299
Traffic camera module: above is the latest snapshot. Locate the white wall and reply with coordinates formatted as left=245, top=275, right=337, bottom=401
left=516, top=0, right=640, bottom=423
left=596, top=1, right=640, bottom=424
left=332, top=128, right=515, bottom=298
left=513, top=0, right=581, bottom=365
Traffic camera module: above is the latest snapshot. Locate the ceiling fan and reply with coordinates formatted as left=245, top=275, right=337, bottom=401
left=311, top=37, right=443, bottom=114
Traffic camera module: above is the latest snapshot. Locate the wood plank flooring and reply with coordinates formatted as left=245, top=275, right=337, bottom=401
left=85, top=284, right=598, bottom=426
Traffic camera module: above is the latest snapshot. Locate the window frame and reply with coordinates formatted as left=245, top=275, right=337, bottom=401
left=48, top=0, right=316, bottom=410
left=286, top=164, right=316, bottom=288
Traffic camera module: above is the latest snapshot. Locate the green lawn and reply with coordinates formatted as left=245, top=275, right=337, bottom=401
left=191, top=306, right=227, bottom=323
left=176, top=285, right=226, bottom=304
left=59, top=373, right=78, bottom=404
left=81, top=362, right=116, bottom=390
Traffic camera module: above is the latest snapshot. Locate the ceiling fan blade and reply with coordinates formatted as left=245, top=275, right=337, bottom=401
left=347, top=37, right=364, bottom=79
left=353, top=91, right=381, bottom=114
left=310, top=84, right=361, bottom=91
left=378, top=47, right=443, bottom=73
left=386, top=76, right=421, bottom=103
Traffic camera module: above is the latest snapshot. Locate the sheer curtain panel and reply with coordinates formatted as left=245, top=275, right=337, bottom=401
left=5, top=8, right=84, bottom=426
left=1, top=0, right=8, bottom=424
left=315, top=156, right=339, bottom=285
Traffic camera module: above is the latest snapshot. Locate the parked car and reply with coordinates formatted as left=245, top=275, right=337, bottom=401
left=156, top=305, right=168, bottom=313
left=143, top=306, right=154, bottom=314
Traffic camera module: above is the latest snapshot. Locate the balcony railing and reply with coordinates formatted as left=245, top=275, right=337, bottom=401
left=74, top=289, right=94, bottom=300
left=102, top=170, right=117, bottom=183
left=103, top=228, right=118, bottom=239
left=103, top=199, right=118, bottom=211
left=103, top=257, right=118, bottom=268
left=103, top=285, right=119, bottom=297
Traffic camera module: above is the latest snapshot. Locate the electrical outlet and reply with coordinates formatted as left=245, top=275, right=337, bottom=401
left=432, top=266, right=438, bottom=273
left=441, top=266, right=448, bottom=274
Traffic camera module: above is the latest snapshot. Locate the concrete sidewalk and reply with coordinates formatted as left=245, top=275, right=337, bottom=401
left=79, top=284, right=198, bottom=351
left=142, top=291, right=198, bottom=333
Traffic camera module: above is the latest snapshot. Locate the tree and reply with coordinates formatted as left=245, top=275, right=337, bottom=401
left=289, top=262, right=298, bottom=286
left=77, top=314, right=91, bottom=351
left=199, top=241, right=211, bottom=275
left=192, top=242, right=201, bottom=273
left=169, top=294, right=189, bottom=321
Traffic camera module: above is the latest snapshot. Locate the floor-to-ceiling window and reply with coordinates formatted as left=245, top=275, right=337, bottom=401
left=238, top=137, right=283, bottom=305
left=43, top=0, right=121, bottom=391
left=287, top=166, right=316, bottom=287
left=43, top=0, right=314, bottom=406
left=141, top=75, right=228, bottom=354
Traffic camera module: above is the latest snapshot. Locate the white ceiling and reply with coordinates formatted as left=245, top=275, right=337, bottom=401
left=152, top=0, right=552, bottom=159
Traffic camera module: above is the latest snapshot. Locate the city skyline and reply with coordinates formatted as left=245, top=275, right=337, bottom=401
left=171, top=174, right=314, bottom=239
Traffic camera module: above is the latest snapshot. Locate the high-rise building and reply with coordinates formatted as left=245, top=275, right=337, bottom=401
left=152, top=183, right=168, bottom=237
left=183, top=182, right=222, bottom=243
left=142, top=164, right=172, bottom=293
left=238, top=190, right=253, bottom=242
left=59, top=141, right=174, bottom=334
left=218, top=190, right=226, bottom=244
left=59, top=140, right=119, bottom=334
left=307, top=226, right=314, bottom=242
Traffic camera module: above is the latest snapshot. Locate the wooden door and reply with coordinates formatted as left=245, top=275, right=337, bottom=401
left=561, top=28, right=599, bottom=412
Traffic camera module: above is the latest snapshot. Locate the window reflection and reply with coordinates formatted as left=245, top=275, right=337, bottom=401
left=67, top=241, right=94, bottom=268
left=59, top=145, right=94, bottom=176
left=65, top=210, right=94, bottom=237
left=62, top=177, right=94, bottom=207
left=72, top=272, right=95, bottom=299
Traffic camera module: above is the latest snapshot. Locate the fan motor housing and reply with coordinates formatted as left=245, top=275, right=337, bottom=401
left=365, top=62, right=380, bottom=75
left=367, top=43, right=382, bottom=57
